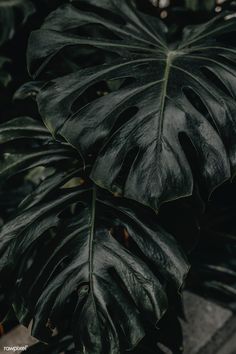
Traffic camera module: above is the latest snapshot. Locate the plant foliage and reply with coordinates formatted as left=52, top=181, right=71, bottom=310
left=0, top=117, right=188, bottom=353
left=0, top=1, right=236, bottom=353
left=28, top=0, right=236, bottom=211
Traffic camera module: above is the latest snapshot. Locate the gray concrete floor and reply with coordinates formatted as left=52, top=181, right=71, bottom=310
left=182, top=292, right=232, bottom=354
left=0, top=326, right=37, bottom=354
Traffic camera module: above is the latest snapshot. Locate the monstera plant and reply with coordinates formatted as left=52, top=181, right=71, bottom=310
left=0, top=0, right=236, bottom=353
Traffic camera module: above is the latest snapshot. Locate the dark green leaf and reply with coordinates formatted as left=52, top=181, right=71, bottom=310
left=0, top=178, right=189, bottom=353
left=0, top=117, right=79, bottom=185
left=0, top=117, right=50, bottom=144
left=13, top=82, right=44, bottom=101
left=0, top=146, right=75, bottom=184
left=19, top=168, right=83, bottom=210
left=28, top=2, right=236, bottom=211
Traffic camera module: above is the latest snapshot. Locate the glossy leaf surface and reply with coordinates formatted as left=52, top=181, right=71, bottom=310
left=28, top=1, right=236, bottom=211
left=0, top=117, right=189, bottom=354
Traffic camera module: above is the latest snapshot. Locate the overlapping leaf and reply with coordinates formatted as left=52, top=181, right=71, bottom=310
left=0, top=117, right=77, bottom=185
left=27, top=0, right=236, bottom=210
left=0, top=117, right=189, bottom=353
left=0, top=181, right=189, bottom=353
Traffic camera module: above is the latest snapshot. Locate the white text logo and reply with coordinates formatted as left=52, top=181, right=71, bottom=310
left=3, top=345, right=28, bottom=352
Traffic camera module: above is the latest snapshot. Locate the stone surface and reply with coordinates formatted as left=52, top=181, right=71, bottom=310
left=215, top=330, right=236, bottom=354
left=182, top=292, right=232, bottom=354
left=199, top=315, right=236, bottom=354
left=0, top=326, right=37, bottom=354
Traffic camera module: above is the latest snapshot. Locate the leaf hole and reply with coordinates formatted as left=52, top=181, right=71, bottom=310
left=182, top=86, right=218, bottom=131
left=110, top=106, right=139, bottom=137
left=178, top=132, right=205, bottom=196
left=111, top=226, right=131, bottom=249
left=201, top=66, right=233, bottom=98
left=119, top=77, right=137, bottom=89
left=106, top=77, right=136, bottom=92
left=70, top=81, right=109, bottom=113
left=61, top=177, right=85, bottom=189
left=112, top=146, right=140, bottom=194
left=182, top=87, right=208, bottom=117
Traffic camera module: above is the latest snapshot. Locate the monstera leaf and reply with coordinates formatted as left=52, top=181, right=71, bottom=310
left=0, top=117, right=189, bottom=353
left=0, top=181, right=189, bottom=353
left=27, top=0, right=236, bottom=211
left=0, top=117, right=77, bottom=185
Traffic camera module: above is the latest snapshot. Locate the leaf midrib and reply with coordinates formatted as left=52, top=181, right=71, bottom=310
left=157, top=51, right=175, bottom=154
left=88, top=185, right=100, bottom=333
